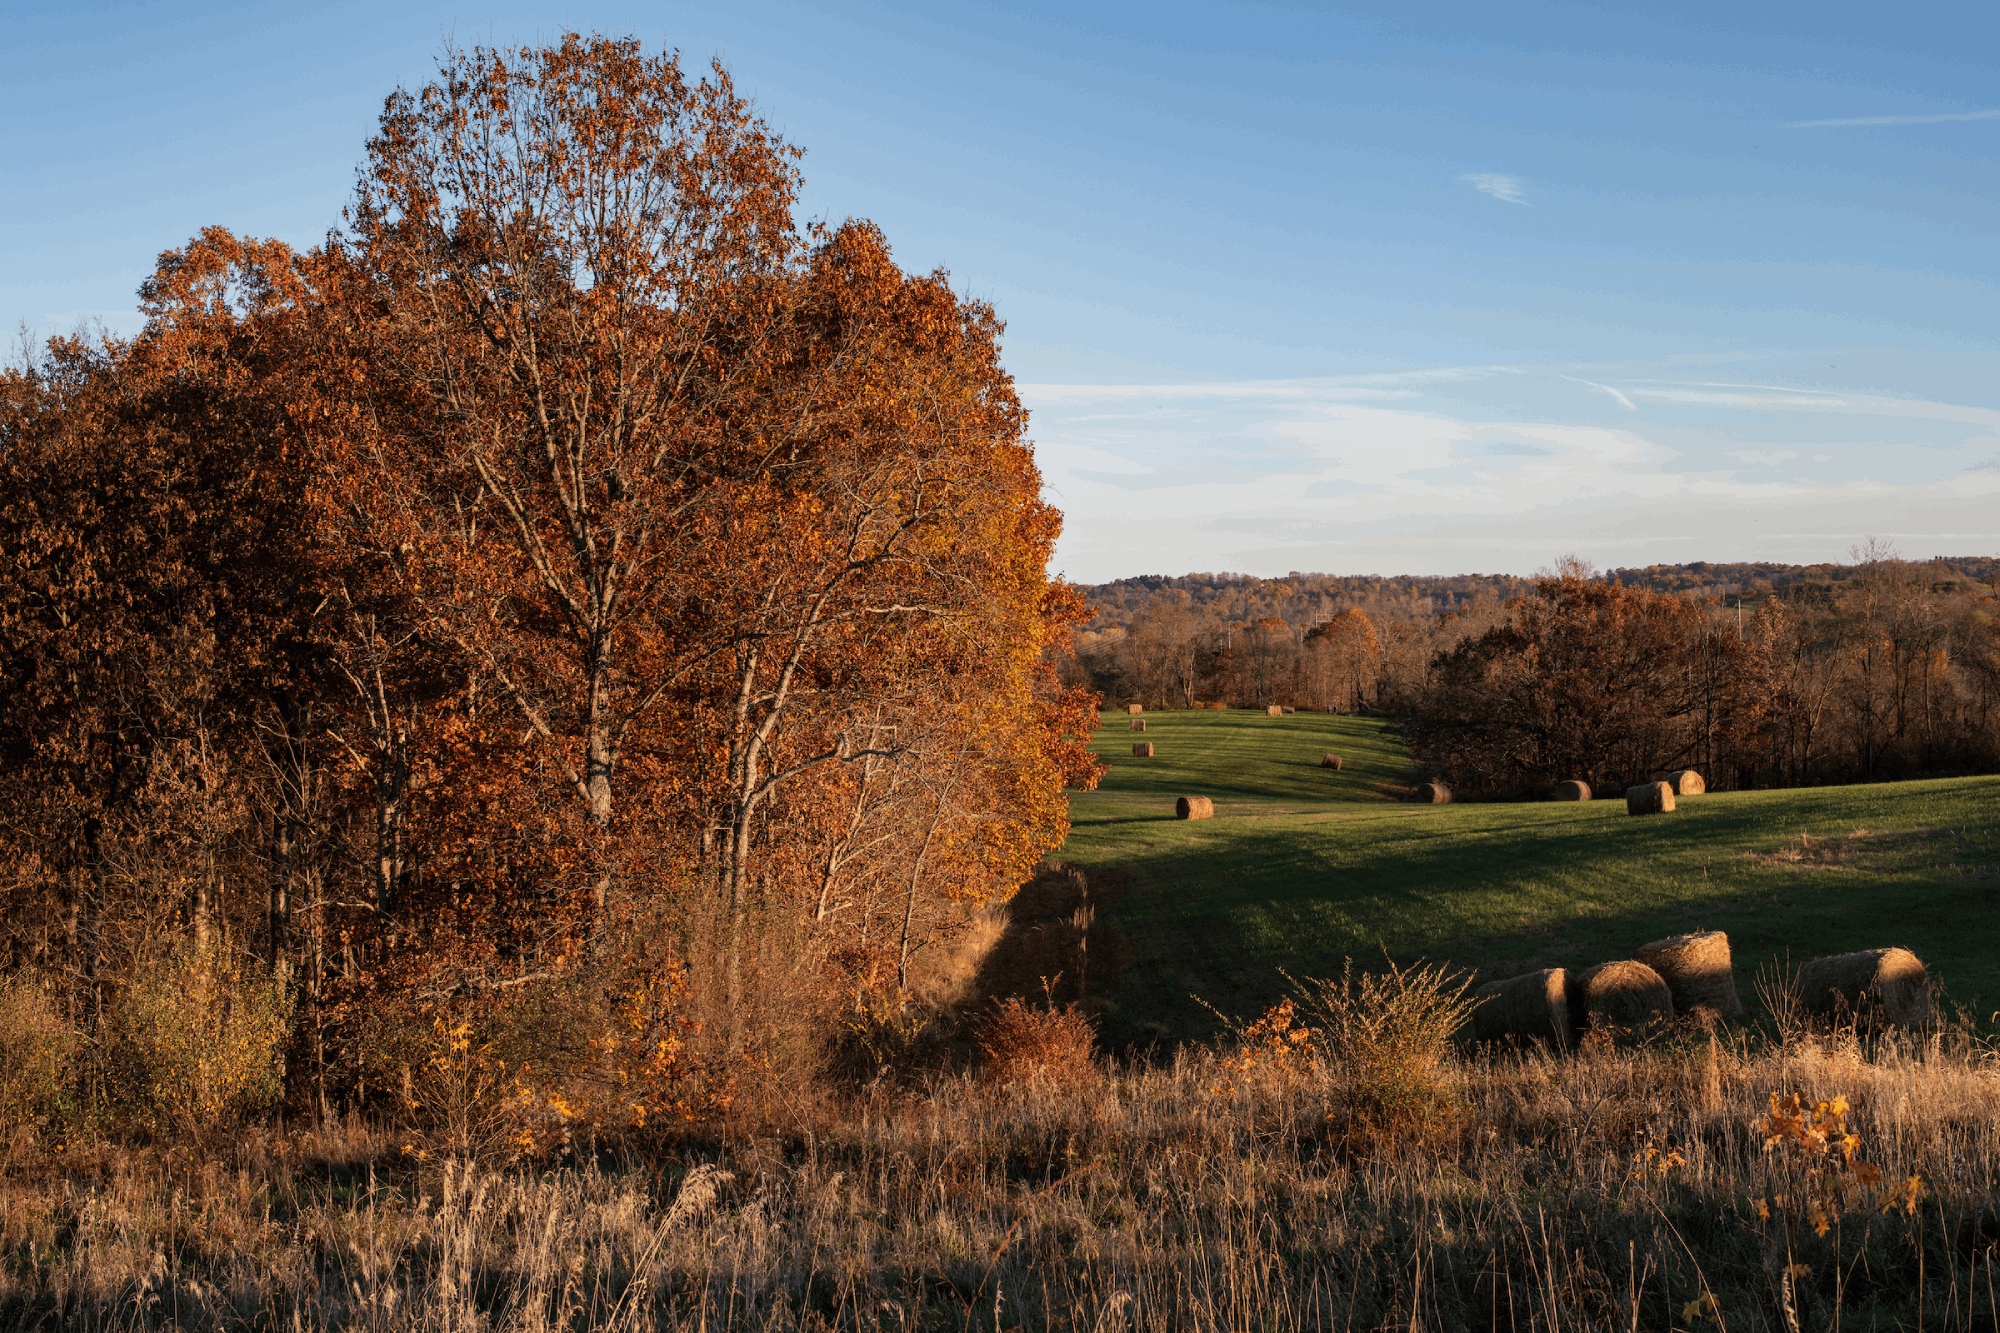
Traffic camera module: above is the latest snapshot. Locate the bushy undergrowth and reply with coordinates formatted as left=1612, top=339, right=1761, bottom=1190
left=0, top=937, right=292, bottom=1147
left=5, top=1016, right=1999, bottom=1331
left=0, top=980, right=75, bottom=1160
left=975, top=990, right=1100, bottom=1086
left=102, top=936, right=293, bottom=1139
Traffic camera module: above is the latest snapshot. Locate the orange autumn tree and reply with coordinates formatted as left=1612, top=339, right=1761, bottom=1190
left=0, top=31, right=1099, bottom=1115
left=1409, top=568, right=1767, bottom=797
left=324, top=35, right=1096, bottom=1042
left=1306, top=607, right=1382, bottom=712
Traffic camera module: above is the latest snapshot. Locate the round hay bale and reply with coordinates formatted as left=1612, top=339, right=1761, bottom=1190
left=1635, top=930, right=1743, bottom=1017
left=1127, top=704, right=1143, bottom=716
left=1468, top=968, right=1572, bottom=1049
left=1552, top=780, right=1592, bottom=802
left=1265, top=704, right=1283, bottom=717
left=1131, top=741, right=1154, bottom=758
left=1417, top=781, right=1451, bottom=804
left=1797, top=948, right=1931, bottom=1027
left=1320, top=753, right=1343, bottom=770
left=1625, top=782, right=1674, bottom=815
left=1568, top=961, right=1674, bottom=1042
left=1175, top=795, right=1214, bottom=820
left=1281, top=705, right=1296, bottom=714
left=1660, top=769, right=1706, bottom=796
left=1129, top=719, right=1147, bottom=731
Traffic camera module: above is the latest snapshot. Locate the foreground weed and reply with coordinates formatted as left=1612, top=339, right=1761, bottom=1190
left=1292, top=956, right=1477, bottom=1150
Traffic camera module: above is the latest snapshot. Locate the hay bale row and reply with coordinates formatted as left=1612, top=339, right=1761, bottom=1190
left=1798, top=947, right=1930, bottom=1027
left=1637, top=930, right=1743, bottom=1016
left=1320, top=753, right=1343, bottom=770
left=1470, top=931, right=1931, bottom=1050
left=1132, top=742, right=1154, bottom=758
left=1175, top=795, right=1214, bottom=821
left=1417, top=781, right=1451, bottom=804
left=1625, top=781, right=1674, bottom=815
left=1553, top=779, right=1591, bottom=801
left=1129, top=719, right=1147, bottom=731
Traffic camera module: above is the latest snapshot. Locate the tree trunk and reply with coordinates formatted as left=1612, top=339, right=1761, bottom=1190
left=268, top=816, right=289, bottom=974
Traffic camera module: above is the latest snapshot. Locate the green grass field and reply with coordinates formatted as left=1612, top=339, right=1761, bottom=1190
left=1056, top=708, right=2000, bottom=1048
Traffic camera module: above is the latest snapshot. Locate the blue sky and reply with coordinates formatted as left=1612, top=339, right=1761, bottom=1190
left=7, top=1, right=1999, bottom=580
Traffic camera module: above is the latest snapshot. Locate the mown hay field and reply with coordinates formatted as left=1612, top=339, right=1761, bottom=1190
left=1058, top=708, right=2000, bottom=1047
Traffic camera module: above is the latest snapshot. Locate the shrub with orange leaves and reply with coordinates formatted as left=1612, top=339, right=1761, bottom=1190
left=397, top=957, right=734, bottom=1161
left=975, top=987, right=1098, bottom=1086
left=588, top=961, right=735, bottom=1133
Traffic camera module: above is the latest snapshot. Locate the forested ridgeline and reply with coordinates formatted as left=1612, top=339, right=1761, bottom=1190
left=0, top=36, right=1103, bottom=1140
left=1061, top=557, right=2000, bottom=797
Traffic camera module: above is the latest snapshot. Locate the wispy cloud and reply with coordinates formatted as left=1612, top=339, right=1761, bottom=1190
left=1561, top=375, right=1637, bottom=411
left=1787, top=108, right=2000, bottom=128
left=1459, top=173, right=1528, bottom=205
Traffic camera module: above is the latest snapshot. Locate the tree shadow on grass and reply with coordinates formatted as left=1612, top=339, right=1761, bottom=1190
left=970, top=861, right=1128, bottom=1027
left=1067, top=778, right=2000, bottom=1054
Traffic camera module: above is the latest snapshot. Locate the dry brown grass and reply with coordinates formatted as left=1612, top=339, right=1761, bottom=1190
left=1743, top=826, right=2000, bottom=883
left=4, top=1022, right=2000, bottom=1330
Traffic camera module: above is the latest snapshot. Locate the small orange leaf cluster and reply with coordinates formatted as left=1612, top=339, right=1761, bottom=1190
left=1210, top=998, right=1319, bottom=1097
left=1631, top=1141, right=1687, bottom=1180
left=1681, top=1290, right=1722, bottom=1323
left=1757, top=1092, right=1915, bottom=1238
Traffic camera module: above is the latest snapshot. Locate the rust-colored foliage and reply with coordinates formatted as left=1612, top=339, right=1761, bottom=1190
left=1409, top=569, right=1768, bottom=797
left=974, top=989, right=1099, bottom=1086
left=0, top=33, right=1095, bottom=1123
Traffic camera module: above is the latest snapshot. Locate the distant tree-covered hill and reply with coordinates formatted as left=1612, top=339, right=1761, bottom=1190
left=1071, top=556, right=2000, bottom=631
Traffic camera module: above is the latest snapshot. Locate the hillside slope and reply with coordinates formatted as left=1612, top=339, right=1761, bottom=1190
left=1051, top=709, right=2000, bottom=1048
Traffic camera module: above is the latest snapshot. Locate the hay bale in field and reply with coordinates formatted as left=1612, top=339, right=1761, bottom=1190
left=1552, top=780, right=1592, bottom=802
left=1635, top=930, right=1743, bottom=1017
left=1797, top=948, right=1931, bottom=1027
left=1175, top=795, right=1214, bottom=820
left=1265, top=705, right=1283, bottom=717
left=1660, top=770, right=1706, bottom=796
left=1416, top=781, right=1451, bottom=804
left=1626, top=781, right=1674, bottom=815
left=1129, top=719, right=1147, bottom=732
left=1469, top=968, right=1572, bottom=1049
left=1132, top=742, right=1154, bottom=758
left=1282, top=705, right=1296, bottom=714
left=1320, top=753, right=1343, bottom=770
left=1568, top=961, right=1674, bottom=1041
left=1127, top=704, right=1143, bottom=716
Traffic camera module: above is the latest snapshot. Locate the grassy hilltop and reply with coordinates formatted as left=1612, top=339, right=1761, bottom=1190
left=1056, top=707, right=2000, bottom=1047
